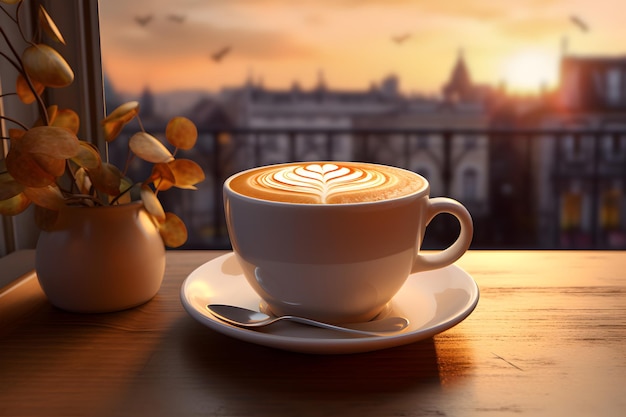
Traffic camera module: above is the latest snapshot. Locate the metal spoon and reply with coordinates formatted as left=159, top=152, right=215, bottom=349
left=207, top=304, right=409, bottom=336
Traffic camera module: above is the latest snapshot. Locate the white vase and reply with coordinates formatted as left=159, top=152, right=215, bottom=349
left=35, top=202, right=165, bottom=313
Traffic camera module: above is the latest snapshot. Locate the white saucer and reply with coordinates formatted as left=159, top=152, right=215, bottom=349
left=180, top=253, right=479, bottom=354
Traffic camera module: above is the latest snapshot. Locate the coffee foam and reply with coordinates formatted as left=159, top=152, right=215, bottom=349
left=229, top=162, right=424, bottom=204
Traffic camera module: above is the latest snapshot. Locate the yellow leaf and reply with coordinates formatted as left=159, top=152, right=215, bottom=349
left=158, top=212, right=188, bottom=248
left=129, top=132, right=174, bottom=163
left=165, top=117, right=198, bottom=150
left=71, top=141, right=101, bottom=170
left=140, top=185, right=166, bottom=222
left=168, top=159, right=205, bottom=189
left=0, top=193, right=31, bottom=216
left=38, top=5, right=66, bottom=44
left=22, top=44, right=74, bottom=88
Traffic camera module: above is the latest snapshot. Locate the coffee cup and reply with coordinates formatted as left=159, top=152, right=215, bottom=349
left=223, top=161, right=473, bottom=324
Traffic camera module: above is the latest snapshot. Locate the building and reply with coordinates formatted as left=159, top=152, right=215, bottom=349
left=199, top=55, right=492, bottom=248
left=534, top=54, right=626, bottom=248
left=217, top=54, right=490, bottom=209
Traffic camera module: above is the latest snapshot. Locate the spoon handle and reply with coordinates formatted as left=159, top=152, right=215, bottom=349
left=280, top=315, right=408, bottom=336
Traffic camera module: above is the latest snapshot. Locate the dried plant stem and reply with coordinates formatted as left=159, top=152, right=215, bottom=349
left=0, top=114, right=29, bottom=130
left=122, top=151, right=135, bottom=177
left=0, top=15, right=49, bottom=126
left=13, top=1, right=32, bottom=45
left=0, top=4, right=18, bottom=25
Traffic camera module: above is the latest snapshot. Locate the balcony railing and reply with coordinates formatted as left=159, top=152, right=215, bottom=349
left=114, top=128, right=626, bottom=250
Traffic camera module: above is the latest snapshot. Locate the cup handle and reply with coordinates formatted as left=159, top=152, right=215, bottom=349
left=412, top=197, right=473, bottom=273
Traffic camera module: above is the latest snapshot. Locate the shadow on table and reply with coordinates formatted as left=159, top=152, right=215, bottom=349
left=113, top=316, right=474, bottom=417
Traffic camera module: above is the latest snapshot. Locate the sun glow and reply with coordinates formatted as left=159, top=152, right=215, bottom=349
left=500, top=50, right=559, bottom=94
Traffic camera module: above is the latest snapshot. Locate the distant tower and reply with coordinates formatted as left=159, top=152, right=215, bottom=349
left=315, top=69, right=327, bottom=91
left=315, top=69, right=327, bottom=101
left=139, top=86, right=156, bottom=119
left=380, top=74, right=399, bottom=97
left=443, top=49, right=474, bottom=102
left=103, top=72, right=123, bottom=112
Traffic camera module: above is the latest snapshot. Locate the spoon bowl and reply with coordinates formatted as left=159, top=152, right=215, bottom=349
left=207, top=304, right=409, bottom=337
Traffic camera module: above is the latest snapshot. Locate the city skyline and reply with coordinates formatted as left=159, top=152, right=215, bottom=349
left=100, top=0, right=625, bottom=96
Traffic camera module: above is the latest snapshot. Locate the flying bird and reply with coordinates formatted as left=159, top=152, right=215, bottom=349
left=134, top=14, right=153, bottom=27
left=392, top=33, right=412, bottom=44
left=211, top=46, right=232, bottom=62
left=168, top=14, right=186, bottom=23
left=570, top=15, right=589, bottom=32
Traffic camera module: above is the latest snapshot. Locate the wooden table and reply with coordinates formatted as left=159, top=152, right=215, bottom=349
left=1, top=250, right=625, bottom=417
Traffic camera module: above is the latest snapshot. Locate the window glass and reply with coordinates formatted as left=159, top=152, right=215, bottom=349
left=606, top=69, right=621, bottom=105
left=3, top=1, right=626, bottom=253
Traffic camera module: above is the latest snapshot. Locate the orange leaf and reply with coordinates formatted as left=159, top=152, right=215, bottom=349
left=8, top=128, right=26, bottom=140
left=102, top=101, right=140, bottom=124
left=0, top=193, right=31, bottom=216
left=101, top=101, right=139, bottom=142
left=19, top=126, right=80, bottom=159
left=23, top=185, right=65, bottom=210
left=32, top=153, right=66, bottom=177
left=5, top=148, right=58, bottom=188
left=158, top=212, right=188, bottom=248
left=168, top=159, right=205, bottom=189
left=52, top=109, right=80, bottom=134
left=148, top=163, right=176, bottom=191
left=102, top=119, right=126, bottom=143
left=165, top=117, right=197, bottom=150
left=16, top=74, right=45, bottom=105
left=88, top=162, right=122, bottom=196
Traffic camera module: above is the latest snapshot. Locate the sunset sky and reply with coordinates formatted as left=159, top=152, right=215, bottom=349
left=99, top=0, right=626, bottom=96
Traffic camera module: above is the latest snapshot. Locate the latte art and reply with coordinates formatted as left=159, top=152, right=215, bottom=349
left=257, top=163, right=389, bottom=203
left=229, top=162, right=424, bottom=204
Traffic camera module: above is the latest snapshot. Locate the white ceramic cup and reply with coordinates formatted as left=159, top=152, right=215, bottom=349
left=223, top=161, right=473, bottom=324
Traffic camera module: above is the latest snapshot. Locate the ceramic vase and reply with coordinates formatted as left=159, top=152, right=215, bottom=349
left=35, top=202, right=165, bottom=313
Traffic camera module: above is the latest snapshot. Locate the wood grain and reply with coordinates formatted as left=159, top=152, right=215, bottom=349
left=0, top=250, right=624, bottom=417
